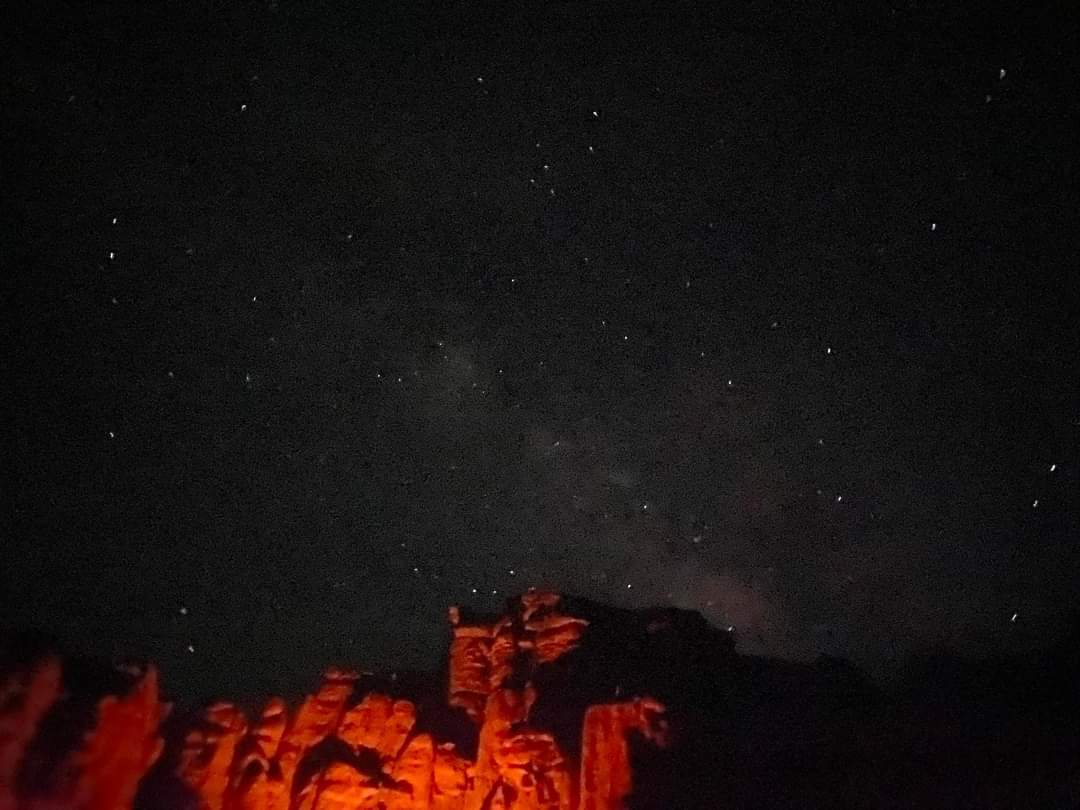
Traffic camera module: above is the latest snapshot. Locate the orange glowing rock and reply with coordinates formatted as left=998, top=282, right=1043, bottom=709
left=338, top=693, right=417, bottom=762
left=448, top=591, right=589, bottom=728
left=519, top=590, right=562, bottom=620
left=231, top=699, right=289, bottom=810
left=517, top=591, right=587, bottom=667
left=270, top=668, right=358, bottom=810
left=494, top=730, right=572, bottom=810
left=476, top=687, right=536, bottom=770
left=385, top=733, right=434, bottom=810
left=431, top=744, right=469, bottom=810
left=447, top=608, right=493, bottom=721
left=487, top=618, right=518, bottom=693
left=337, top=692, right=391, bottom=751
left=466, top=687, right=539, bottom=810
left=176, top=701, right=248, bottom=810
left=66, top=665, right=169, bottom=810
left=230, top=698, right=288, bottom=810
left=156, top=592, right=679, bottom=810
left=309, top=761, right=380, bottom=810
left=3, top=592, right=692, bottom=810
left=577, top=698, right=668, bottom=810
left=523, top=614, right=589, bottom=665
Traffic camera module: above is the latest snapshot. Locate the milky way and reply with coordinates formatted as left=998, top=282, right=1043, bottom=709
left=4, top=0, right=1077, bottom=702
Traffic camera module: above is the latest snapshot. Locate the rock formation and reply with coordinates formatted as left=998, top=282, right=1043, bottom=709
left=230, top=698, right=288, bottom=810
left=0, top=656, right=62, bottom=810
left=447, top=591, right=589, bottom=722
left=0, top=658, right=168, bottom=810
left=64, top=666, right=169, bottom=810
left=1, top=591, right=693, bottom=810
left=578, top=699, right=668, bottom=810
left=273, top=666, right=358, bottom=810
left=163, top=590, right=667, bottom=810
left=431, top=744, right=469, bottom=810
left=336, top=693, right=416, bottom=763
left=177, top=701, right=248, bottom=810
left=9, top=592, right=1076, bottom=809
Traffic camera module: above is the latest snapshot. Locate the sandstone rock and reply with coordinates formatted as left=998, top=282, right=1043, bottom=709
left=0, top=656, right=62, bottom=810
left=431, top=744, right=469, bottom=810
left=382, top=701, right=419, bottom=763
left=487, top=618, right=518, bottom=693
left=338, top=694, right=416, bottom=763
left=270, top=668, right=357, bottom=810
left=337, top=692, right=390, bottom=753
left=523, top=614, right=589, bottom=666
left=304, top=728, right=431, bottom=810
left=176, top=701, right=247, bottom=810
left=253, top=698, right=290, bottom=758
left=309, top=761, right=380, bottom=810
left=386, top=733, right=434, bottom=810
left=66, top=665, right=169, bottom=810
left=230, top=698, right=288, bottom=810
left=577, top=699, right=668, bottom=810
left=449, top=592, right=590, bottom=727
left=447, top=609, right=493, bottom=721
left=493, top=730, right=571, bottom=810
left=476, top=687, right=536, bottom=770
left=467, top=688, right=537, bottom=810
left=518, top=591, right=588, bottom=667
left=519, top=591, right=562, bottom=622
left=3, top=591, right=692, bottom=810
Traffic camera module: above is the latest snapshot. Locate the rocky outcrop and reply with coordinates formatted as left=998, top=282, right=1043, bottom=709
left=446, top=611, right=494, bottom=722
left=66, top=666, right=169, bottom=810
left=275, top=667, right=359, bottom=810
left=173, top=592, right=668, bottom=810
left=337, top=693, right=416, bottom=763
left=177, top=701, right=248, bottom=810
left=493, top=728, right=572, bottom=810
left=431, top=744, right=469, bottom=810
left=0, top=656, right=62, bottom=810
left=1, top=590, right=696, bottom=810
left=230, top=698, right=288, bottom=810
left=0, top=658, right=168, bottom=810
left=386, top=734, right=434, bottom=810
left=578, top=700, right=668, bottom=810
left=447, top=592, right=589, bottom=721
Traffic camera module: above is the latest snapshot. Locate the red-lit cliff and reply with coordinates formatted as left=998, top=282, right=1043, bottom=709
left=0, top=656, right=167, bottom=810
left=0, top=591, right=719, bottom=810
left=6, top=594, right=1080, bottom=808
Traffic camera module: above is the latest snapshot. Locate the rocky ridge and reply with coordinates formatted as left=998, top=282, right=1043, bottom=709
left=1, top=591, right=713, bottom=810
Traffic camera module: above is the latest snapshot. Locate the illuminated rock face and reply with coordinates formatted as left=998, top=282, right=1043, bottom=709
left=0, top=656, right=62, bottom=810
left=0, top=590, right=680, bottom=810
left=177, top=701, right=248, bottom=810
left=493, top=728, right=572, bottom=810
left=274, top=667, right=359, bottom=809
left=337, top=693, right=416, bottom=762
left=447, top=591, right=589, bottom=720
left=446, top=615, right=493, bottom=721
left=431, top=744, right=469, bottom=810
left=230, top=698, right=288, bottom=810
left=578, top=700, right=669, bottom=810
left=67, top=667, right=169, bottom=810
left=0, top=659, right=168, bottom=810
left=162, top=591, right=666, bottom=810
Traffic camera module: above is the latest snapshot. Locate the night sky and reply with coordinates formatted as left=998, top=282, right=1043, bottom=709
left=4, top=0, right=1078, bottom=704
